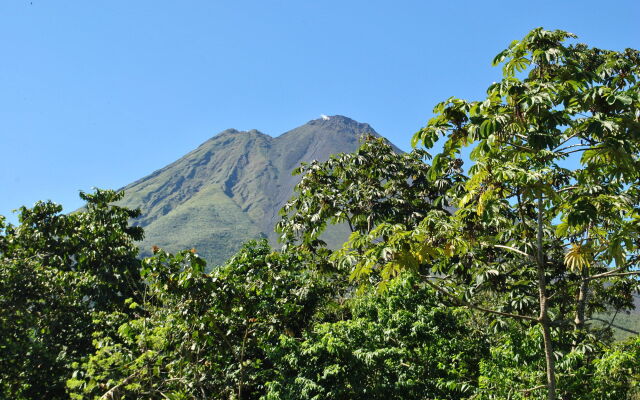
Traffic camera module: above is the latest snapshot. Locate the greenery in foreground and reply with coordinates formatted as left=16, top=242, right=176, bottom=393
left=1, top=28, right=640, bottom=399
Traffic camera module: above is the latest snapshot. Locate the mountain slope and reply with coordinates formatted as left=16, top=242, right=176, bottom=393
left=117, top=116, right=385, bottom=264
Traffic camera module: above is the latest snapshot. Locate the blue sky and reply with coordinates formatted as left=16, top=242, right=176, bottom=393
left=1, top=0, right=639, bottom=223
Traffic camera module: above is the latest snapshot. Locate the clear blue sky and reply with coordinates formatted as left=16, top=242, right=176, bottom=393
left=1, top=0, right=639, bottom=223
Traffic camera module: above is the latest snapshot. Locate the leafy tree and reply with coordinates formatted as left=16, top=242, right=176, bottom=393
left=264, top=276, right=487, bottom=400
left=0, top=189, right=143, bottom=399
left=337, top=28, right=640, bottom=399
left=276, top=134, right=464, bottom=251
left=476, top=326, right=640, bottom=399
left=71, top=240, right=334, bottom=399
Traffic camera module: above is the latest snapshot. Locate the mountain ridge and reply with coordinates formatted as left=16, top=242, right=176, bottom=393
left=117, top=115, right=388, bottom=264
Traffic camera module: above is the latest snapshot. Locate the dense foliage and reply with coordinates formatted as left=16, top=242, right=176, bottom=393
left=1, top=28, right=639, bottom=399
left=334, top=28, right=640, bottom=399
left=0, top=190, right=142, bottom=398
left=265, top=277, right=486, bottom=400
left=67, top=241, right=333, bottom=399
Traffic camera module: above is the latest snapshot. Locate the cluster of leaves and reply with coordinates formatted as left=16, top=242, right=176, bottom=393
left=476, top=325, right=640, bottom=399
left=0, top=189, right=143, bottom=398
left=67, top=240, right=488, bottom=400
left=265, top=276, right=486, bottom=400
left=276, top=135, right=465, bottom=251
left=330, top=28, right=640, bottom=399
left=67, top=240, right=335, bottom=399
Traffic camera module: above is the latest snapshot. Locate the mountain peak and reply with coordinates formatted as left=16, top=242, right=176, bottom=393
left=217, top=128, right=240, bottom=135
left=305, top=115, right=374, bottom=132
left=118, top=116, right=393, bottom=263
left=215, top=128, right=267, bottom=137
left=276, top=115, right=377, bottom=143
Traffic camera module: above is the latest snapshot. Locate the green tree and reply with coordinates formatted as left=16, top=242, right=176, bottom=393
left=264, top=276, right=487, bottom=400
left=0, top=189, right=143, bottom=399
left=71, top=240, right=333, bottom=399
left=476, top=326, right=640, bottom=399
left=276, top=134, right=464, bottom=251
left=338, top=28, right=640, bottom=399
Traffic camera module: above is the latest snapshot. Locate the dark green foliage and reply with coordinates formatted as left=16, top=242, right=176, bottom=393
left=69, top=243, right=489, bottom=400
left=0, top=189, right=142, bottom=399
left=69, top=240, right=334, bottom=399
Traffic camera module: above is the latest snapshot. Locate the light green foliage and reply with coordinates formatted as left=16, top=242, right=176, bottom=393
left=477, top=327, right=640, bottom=399
left=334, top=28, right=640, bottom=399
left=588, top=336, right=640, bottom=399
left=264, top=276, right=486, bottom=400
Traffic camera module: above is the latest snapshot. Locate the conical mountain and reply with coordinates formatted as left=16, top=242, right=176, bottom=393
left=117, top=115, right=387, bottom=264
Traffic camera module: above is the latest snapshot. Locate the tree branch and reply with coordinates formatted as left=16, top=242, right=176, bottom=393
left=555, top=142, right=584, bottom=153
left=422, top=278, right=538, bottom=322
left=554, top=132, right=579, bottom=150
left=584, top=267, right=640, bottom=281
left=521, top=384, right=547, bottom=394
left=495, top=244, right=534, bottom=259
left=588, top=317, right=639, bottom=335
left=556, top=185, right=578, bottom=193
left=101, top=371, right=139, bottom=400
left=559, top=147, right=590, bottom=156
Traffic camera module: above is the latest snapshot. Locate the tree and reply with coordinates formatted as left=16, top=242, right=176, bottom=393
left=476, top=325, right=640, bottom=399
left=276, top=134, right=464, bottom=250
left=0, top=189, right=143, bottom=399
left=71, top=240, right=334, bottom=399
left=338, top=28, right=640, bottom=399
left=264, top=276, right=487, bottom=400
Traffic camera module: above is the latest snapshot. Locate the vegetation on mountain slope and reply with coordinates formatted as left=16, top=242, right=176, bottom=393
left=117, top=116, right=380, bottom=264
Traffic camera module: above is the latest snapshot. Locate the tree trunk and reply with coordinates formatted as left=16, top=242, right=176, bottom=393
left=574, top=225, right=592, bottom=341
left=540, top=319, right=557, bottom=400
left=573, top=267, right=589, bottom=351
left=537, top=193, right=557, bottom=400
left=575, top=271, right=589, bottom=330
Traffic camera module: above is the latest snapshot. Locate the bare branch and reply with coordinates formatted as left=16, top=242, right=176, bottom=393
left=419, top=274, right=451, bottom=280
left=554, top=132, right=579, bottom=150
left=559, top=147, right=590, bottom=156
left=556, top=185, right=578, bottom=193
left=521, top=385, right=546, bottom=394
left=495, top=244, right=534, bottom=259
left=588, top=317, right=639, bottom=335
left=591, top=271, right=640, bottom=280
left=555, top=142, right=584, bottom=153
left=584, top=267, right=640, bottom=281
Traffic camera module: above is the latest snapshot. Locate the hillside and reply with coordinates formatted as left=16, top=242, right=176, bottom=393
left=117, top=115, right=389, bottom=264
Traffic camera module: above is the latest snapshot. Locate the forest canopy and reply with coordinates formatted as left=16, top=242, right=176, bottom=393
left=1, top=28, right=639, bottom=400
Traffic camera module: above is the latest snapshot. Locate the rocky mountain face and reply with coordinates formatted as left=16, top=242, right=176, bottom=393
left=117, top=115, right=388, bottom=265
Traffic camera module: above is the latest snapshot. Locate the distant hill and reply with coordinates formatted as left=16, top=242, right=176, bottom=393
left=117, top=115, right=392, bottom=265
